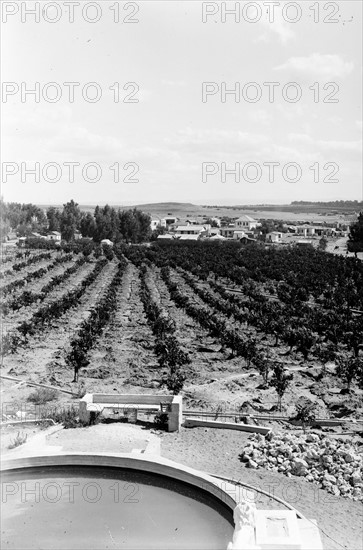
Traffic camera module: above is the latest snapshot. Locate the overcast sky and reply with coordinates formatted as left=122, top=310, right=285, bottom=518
left=1, top=0, right=362, bottom=205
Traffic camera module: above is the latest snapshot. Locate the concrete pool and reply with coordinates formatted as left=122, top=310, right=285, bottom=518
left=1, top=454, right=235, bottom=550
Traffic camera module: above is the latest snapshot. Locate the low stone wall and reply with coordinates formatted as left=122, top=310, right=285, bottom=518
left=79, top=393, right=182, bottom=432
left=241, top=431, right=363, bottom=501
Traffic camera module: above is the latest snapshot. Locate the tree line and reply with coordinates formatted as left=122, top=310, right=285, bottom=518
left=1, top=199, right=151, bottom=244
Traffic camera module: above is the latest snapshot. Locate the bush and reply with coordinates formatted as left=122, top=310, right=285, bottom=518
left=8, top=431, right=28, bottom=449
left=27, top=387, right=58, bottom=405
left=43, top=404, right=83, bottom=429
left=154, top=412, right=169, bottom=430
left=293, top=398, right=318, bottom=432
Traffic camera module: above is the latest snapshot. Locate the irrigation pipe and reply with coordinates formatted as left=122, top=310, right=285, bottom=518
left=0, top=375, right=76, bottom=396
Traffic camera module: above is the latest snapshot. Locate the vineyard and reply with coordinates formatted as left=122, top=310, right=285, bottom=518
left=1, top=240, right=362, bottom=423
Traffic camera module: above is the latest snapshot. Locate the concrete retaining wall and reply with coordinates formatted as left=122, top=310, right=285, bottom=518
left=184, top=418, right=271, bottom=434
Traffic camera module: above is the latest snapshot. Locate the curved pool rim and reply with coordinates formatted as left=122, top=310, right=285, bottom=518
left=0, top=452, right=237, bottom=512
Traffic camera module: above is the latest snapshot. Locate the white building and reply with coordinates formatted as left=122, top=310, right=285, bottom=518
left=150, top=218, right=161, bottom=230
left=101, top=239, right=113, bottom=247
left=235, top=215, right=258, bottom=231
left=161, top=216, right=178, bottom=228
left=174, top=224, right=211, bottom=238
left=266, top=231, right=283, bottom=243
left=296, top=225, right=316, bottom=237
left=220, top=226, right=236, bottom=239
left=47, top=231, right=61, bottom=242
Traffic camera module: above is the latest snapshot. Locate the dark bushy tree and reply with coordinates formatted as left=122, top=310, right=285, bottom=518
left=348, top=212, right=363, bottom=255
left=270, top=363, right=293, bottom=411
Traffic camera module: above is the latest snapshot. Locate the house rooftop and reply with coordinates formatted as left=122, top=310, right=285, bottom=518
left=175, top=225, right=208, bottom=231
left=236, top=215, right=257, bottom=222
left=176, top=234, right=201, bottom=241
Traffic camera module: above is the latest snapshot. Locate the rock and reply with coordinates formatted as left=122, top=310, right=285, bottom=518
left=350, top=472, right=362, bottom=487
left=240, top=430, right=362, bottom=502
left=244, top=446, right=253, bottom=456
left=324, top=473, right=336, bottom=484
left=328, top=485, right=340, bottom=496
left=296, top=467, right=309, bottom=477
left=293, top=458, right=308, bottom=468
left=343, top=452, right=356, bottom=463
left=306, top=433, right=320, bottom=443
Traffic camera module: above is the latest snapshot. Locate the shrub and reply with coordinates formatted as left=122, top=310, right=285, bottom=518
left=43, top=404, right=83, bottom=429
left=74, top=381, right=87, bottom=398
left=27, top=387, right=58, bottom=405
left=8, top=431, right=28, bottom=449
left=293, top=398, right=318, bottom=432
left=154, top=412, right=169, bottom=430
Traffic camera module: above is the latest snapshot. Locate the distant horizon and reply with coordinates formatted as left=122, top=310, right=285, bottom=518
left=31, top=199, right=363, bottom=208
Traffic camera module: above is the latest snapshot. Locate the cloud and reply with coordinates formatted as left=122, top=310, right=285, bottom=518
left=254, top=2, right=295, bottom=44
left=248, top=109, right=272, bottom=124
left=274, top=54, right=354, bottom=78
left=166, top=128, right=268, bottom=155
left=288, top=133, right=362, bottom=160
left=161, top=79, right=187, bottom=87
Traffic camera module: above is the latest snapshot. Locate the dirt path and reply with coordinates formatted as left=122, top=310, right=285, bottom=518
left=161, top=427, right=363, bottom=550
left=83, top=262, right=160, bottom=392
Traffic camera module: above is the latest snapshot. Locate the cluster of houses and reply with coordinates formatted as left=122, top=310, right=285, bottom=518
left=151, top=215, right=351, bottom=244
left=153, top=215, right=261, bottom=242
left=18, top=230, right=65, bottom=245
left=18, top=231, right=115, bottom=248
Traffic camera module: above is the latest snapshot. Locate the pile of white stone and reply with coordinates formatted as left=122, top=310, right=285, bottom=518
left=241, top=431, right=363, bottom=501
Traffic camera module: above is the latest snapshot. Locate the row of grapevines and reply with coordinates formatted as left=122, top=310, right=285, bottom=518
left=1, top=258, right=109, bottom=354
left=65, top=258, right=128, bottom=380
left=1, top=253, right=74, bottom=296
left=138, top=263, right=190, bottom=393
left=3, top=257, right=88, bottom=313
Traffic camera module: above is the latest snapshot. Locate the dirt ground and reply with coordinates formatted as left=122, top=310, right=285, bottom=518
left=1, top=421, right=362, bottom=550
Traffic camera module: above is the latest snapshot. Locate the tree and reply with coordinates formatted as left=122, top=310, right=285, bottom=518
left=205, top=217, right=219, bottom=228
left=80, top=212, right=96, bottom=238
left=295, top=327, right=316, bottom=360
left=66, top=343, right=90, bottom=382
left=343, top=317, right=363, bottom=358
left=270, top=316, right=287, bottom=347
left=270, top=363, right=293, bottom=411
left=60, top=200, right=82, bottom=241
left=315, top=341, right=337, bottom=373
left=336, top=355, right=361, bottom=391
left=318, top=236, right=328, bottom=251
left=157, top=336, right=190, bottom=395
left=294, top=397, right=318, bottom=433
left=102, top=244, right=114, bottom=261
left=347, top=212, right=363, bottom=255
left=46, top=207, right=61, bottom=231
left=259, top=221, right=274, bottom=235
left=163, top=368, right=186, bottom=395
left=150, top=226, right=167, bottom=241
left=254, top=352, right=271, bottom=386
